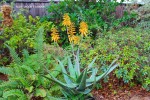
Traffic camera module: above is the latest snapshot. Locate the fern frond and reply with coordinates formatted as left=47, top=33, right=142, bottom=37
left=20, top=65, right=35, bottom=75
left=34, top=27, right=44, bottom=70
left=12, top=65, right=24, bottom=78
left=0, top=81, right=19, bottom=88
left=3, top=89, right=27, bottom=99
left=22, top=49, right=29, bottom=62
left=0, top=67, right=9, bottom=75
left=34, top=27, right=44, bottom=54
left=12, top=77, right=30, bottom=87
left=46, top=96, right=63, bottom=100
left=4, top=44, right=22, bottom=65
left=0, top=67, right=13, bottom=75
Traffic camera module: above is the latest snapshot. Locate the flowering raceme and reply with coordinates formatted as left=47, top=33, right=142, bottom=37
left=54, top=14, right=88, bottom=45
left=68, top=23, right=76, bottom=35
left=79, top=21, right=88, bottom=36
left=51, top=28, right=60, bottom=42
left=68, top=35, right=80, bottom=45
left=62, top=13, right=71, bottom=26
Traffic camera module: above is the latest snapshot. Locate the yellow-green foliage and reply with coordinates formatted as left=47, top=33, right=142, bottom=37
left=80, top=27, right=150, bottom=89
left=0, top=28, right=62, bottom=99
left=0, top=14, right=53, bottom=49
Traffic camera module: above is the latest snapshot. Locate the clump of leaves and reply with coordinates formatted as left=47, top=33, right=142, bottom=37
left=0, top=14, right=54, bottom=65
left=43, top=0, right=134, bottom=39
left=44, top=49, right=118, bottom=99
left=0, top=14, right=53, bottom=50
left=0, top=27, right=62, bottom=99
left=80, top=27, right=150, bottom=89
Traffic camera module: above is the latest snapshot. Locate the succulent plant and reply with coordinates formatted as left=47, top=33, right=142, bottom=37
left=44, top=49, right=118, bottom=99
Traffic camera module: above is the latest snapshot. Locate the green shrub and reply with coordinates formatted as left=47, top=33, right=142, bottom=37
left=80, top=27, right=150, bottom=89
left=0, top=27, right=62, bottom=99
left=0, top=14, right=53, bottom=50
left=43, top=1, right=135, bottom=38
left=0, top=14, right=54, bottom=65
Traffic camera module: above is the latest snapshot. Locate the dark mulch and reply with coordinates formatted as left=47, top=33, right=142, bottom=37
left=0, top=73, right=8, bottom=81
left=92, top=74, right=150, bottom=100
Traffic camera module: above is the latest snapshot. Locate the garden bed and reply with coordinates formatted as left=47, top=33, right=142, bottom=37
left=0, top=0, right=149, bottom=100
left=93, top=75, right=150, bottom=100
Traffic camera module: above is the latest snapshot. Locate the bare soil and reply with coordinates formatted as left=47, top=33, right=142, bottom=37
left=93, top=75, right=150, bottom=100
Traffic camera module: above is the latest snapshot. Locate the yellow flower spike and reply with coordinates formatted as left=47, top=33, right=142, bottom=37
left=79, top=21, right=88, bottom=36
left=68, top=35, right=73, bottom=43
left=51, top=28, right=60, bottom=42
left=68, top=35, right=80, bottom=45
left=62, top=13, right=71, bottom=26
left=72, top=35, right=80, bottom=45
left=68, top=23, right=76, bottom=35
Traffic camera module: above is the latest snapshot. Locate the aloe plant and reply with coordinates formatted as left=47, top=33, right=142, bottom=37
left=44, top=49, right=118, bottom=99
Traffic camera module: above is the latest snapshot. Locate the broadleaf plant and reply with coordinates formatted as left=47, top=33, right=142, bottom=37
left=0, top=27, right=62, bottom=99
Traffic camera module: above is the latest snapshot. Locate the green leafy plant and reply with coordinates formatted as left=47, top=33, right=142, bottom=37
left=43, top=0, right=134, bottom=38
left=44, top=49, right=118, bottom=99
left=0, top=14, right=53, bottom=49
left=0, top=27, right=62, bottom=99
left=80, top=27, right=150, bottom=89
left=0, top=14, right=54, bottom=66
left=141, top=66, right=150, bottom=91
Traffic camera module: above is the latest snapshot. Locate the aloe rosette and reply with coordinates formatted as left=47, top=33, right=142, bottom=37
left=44, top=49, right=118, bottom=99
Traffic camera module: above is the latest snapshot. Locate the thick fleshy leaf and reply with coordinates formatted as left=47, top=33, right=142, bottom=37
left=86, top=69, right=97, bottom=87
left=88, top=57, right=97, bottom=70
left=43, top=67, right=76, bottom=88
left=79, top=88, right=91, bottom=94
left=57, top=59, right=73, bottom=85
left=61, top=85, right=75, bottom=96
left=76, top=69, right=85, bottom=84
left=103, top=63, right=119, bottom=77
left=43, top=75, right=76, bottom=88
left=77, top=69, right=87, bottom=91
left=89, top=68, right=98, bottom=80
left=87, top=64, right=118, bottom=83
left=108, top=58, right=118, bottom=68
left=68, top=57, right=76, bottom=79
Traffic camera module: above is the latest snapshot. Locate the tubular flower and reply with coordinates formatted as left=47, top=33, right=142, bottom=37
left=51, top=28, right=60, bottom=42
left=68, top=23, right=76, bottom=35
left=62, top=13, right=71, bottom=26
left=79, top=21, right=88, bottom=36
left=68, top=35, right=80, bottom=45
